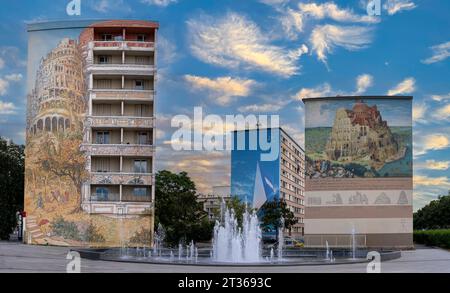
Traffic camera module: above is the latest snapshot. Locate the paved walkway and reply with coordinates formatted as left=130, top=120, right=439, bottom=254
left=1, top=242, right=449, bottom=273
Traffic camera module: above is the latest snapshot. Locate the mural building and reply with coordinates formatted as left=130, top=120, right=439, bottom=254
left=24, top=20, right=157, bottom=247
left=303, top=96, right=413, bottom=249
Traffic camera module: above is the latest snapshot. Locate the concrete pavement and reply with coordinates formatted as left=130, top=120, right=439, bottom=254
left=1, top=242, right=449, bottom=273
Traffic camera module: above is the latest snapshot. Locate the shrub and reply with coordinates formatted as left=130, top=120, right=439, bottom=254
left=82, top=223, right=105, bottom=243
left=414, top=229, right=450, bottom=249
left=50, top=216, right=81, bottom=241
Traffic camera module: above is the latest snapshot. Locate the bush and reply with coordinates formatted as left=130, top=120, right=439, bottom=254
left=82, top=223, right=105, bottom=243
left=50, top=216, right=81, bottom=241
left=414, top=229, right=450, bottom=249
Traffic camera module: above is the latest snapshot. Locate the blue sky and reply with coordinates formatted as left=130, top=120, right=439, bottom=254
left=0, top=0, right=449, bottom=210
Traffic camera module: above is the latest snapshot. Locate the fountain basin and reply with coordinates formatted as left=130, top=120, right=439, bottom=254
left=73, top=248, right=401, bottom=266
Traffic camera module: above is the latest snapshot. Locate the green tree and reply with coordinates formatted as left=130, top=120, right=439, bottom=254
left=155, top=170, right=214, bottom=246
left=414, top=191, right=450, bottom=230
left=212, top=196, right=253, bottom=228
left=260, top=199, right=298, bottom=236
left=0, top=137, right=25, bottom=240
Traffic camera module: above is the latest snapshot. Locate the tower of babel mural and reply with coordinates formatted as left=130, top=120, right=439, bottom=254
left=303, top=96, right=413, bottom=249
left=24, top=20, right=158, bottom=247
left=326, top=100, right=402, bottom=169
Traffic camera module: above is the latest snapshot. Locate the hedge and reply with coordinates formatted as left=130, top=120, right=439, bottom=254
left=414, top=229, right=450, bottom=249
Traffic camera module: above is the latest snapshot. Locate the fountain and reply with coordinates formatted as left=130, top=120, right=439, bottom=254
left=74, top=203, right=393, bottom=266
left=351, top=226, right=356, bottom=259
left=212, top=205, right=262, bottom=263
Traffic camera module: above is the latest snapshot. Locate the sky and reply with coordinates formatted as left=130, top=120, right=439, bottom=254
left=0, top=0, right=449, bottom=210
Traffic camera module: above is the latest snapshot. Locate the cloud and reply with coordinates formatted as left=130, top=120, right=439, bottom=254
left=187, top=12, right=307, bottom=77
left=431, top=93, right=450, bottom=101
left=387, top=77, right=416, bottom=95
left=5, top=74, right=23, bottom=82
left=184, top=75, right=256, bottom=106
left=0, top=46, right=26, bottom=68
left=0, top=101, right=17, bottom=115
left=292, top=83, right=332, bottom=101
left=0, top=78, right=9, bottom=95
left=355, top=73, right=373, bottom=94
left=424, top=134, right=449, bottom=151
left=421, top=41, right=450, bottom=64
left=299, top=2, right=378, bottom=23
left=384, top=0, right=417, bottom=15
left=158, top=36, right=178, bottom=65
left=414, top=175, right=450, bottom=188
left=310, top=24, right=373, bottom=66
left=279, top=2, right=378, bottom=40
left=238, top=100, right=289, bottom=113
left=90, top=0, right=132, bottom=13
left=425, top=160, right=450, bottom=171
left=434, top=104, right=450, bottom=120
left=0, top=58, right=4, bottom=69
left=412, top=103, right=427, bottom=123
left=141, top=0, right=177, bottom=7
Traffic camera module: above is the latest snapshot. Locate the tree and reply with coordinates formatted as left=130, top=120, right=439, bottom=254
left=212, top=196, right=253, bottom=228
left=40, top=132, right=88, bottom=213
left=155, top=170, right=214, bottom=246
left=260, top=199, right=298, bottom=236
left=414, top=191, right=450, bottom=230
left=0, top=137, right=25, bottom=240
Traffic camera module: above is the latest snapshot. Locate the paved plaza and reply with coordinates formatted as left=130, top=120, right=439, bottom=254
left=0, top=242, right=449, bottom=273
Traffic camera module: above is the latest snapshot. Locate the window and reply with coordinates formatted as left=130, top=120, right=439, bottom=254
left=95, top=157, right=110, bottom=173
left=134, top=104, right=150, bottom=117
left=135, top=56, right=147, bottom=65
left=95, top=187, right=109, bottom=201
left=134, top=160, right=148, bottom=173
left=137, top=34, right=146, bottom=42
left=96, top=131, right=110, bottom=144
left=133, top=187, right=148, bottom=197
left=95, top=79, right=112, bottom=89
left=98, top=55, right=110, bottom=64
left=134, top=80, right=144, bottom=90
left=114, top=35, right=124, bottom=41
left=137, top=132, right=149, bottom=145
left=102, top=34, right=113, bottom=41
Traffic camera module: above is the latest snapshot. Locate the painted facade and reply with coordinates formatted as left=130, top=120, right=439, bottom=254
left=24, top=20, right=158, bottom=247
left=303, top=96, right=413, bottom=249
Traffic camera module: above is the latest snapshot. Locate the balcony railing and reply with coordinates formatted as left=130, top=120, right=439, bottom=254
left=86, top=63, right=155, bottom=75
left=82, top=144, right=155, bottom=157
left=92, top=41, right=155, bottom=51
left=90, top=172, right=153, bottom=185
left=87, top=116, right=155, bottom=128
left=90, top=193, right=120, bottom=202
left=91, top=89, right=154, bottom=101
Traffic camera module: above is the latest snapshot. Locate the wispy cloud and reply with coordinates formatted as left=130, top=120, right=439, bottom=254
left=0, top=100, right=17, bottom=115
left=292, top=83, right=333, bottom=100
left=384, top=0, right=417, bottom=15
left=4, top=74, right=23, bottom=82
left=425, top=160, right=450, bottom=171
left=434, top=104, right=450, bottom=121
left=187, top=12, right=308, bottom=77
left=413, top=103, right=427, bottom=123
left=355, top=73, right=373, bottom=94
left=309, top=24, right=373, bottom=66
left=184, top=75, right=256, bottom=106
left=414, top=175, right=450, bottom=188
left=238, top=99, right=289, bottom=113
left=421, top=41, right=450, bottom=64
left=415, top=133, right=450, bottom=156
left=431, top=92, right=450, bottom=102
left=0, top=58, right=4, bottom=69
left=141, top=0, right=177, bottom=7
left=279, top=2, right=378, bottom=40
left=90, top=0, right=132, bottom=13
left=387, top=77, right=416, bottom=95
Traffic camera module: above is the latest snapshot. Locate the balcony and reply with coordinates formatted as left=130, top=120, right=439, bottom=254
left=82, top=144, right=155, bottom=157
left=90, top=172, right=153, bottom=186
left=86, top=63, right=156, bottom=76
left=81, top=201, right=153, bottom=215
left=91, top=89, right=154, bottom=101
left=91, top=41, right=155, bottom=51
left=87, top=116, right=154, bottom=128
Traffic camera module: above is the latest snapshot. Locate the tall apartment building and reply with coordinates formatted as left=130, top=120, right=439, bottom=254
left=79, top=21, right=158, bottom=217
left=25, top=20, right=158, bottom=247
left=231, top=127, right=305, bottom=238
